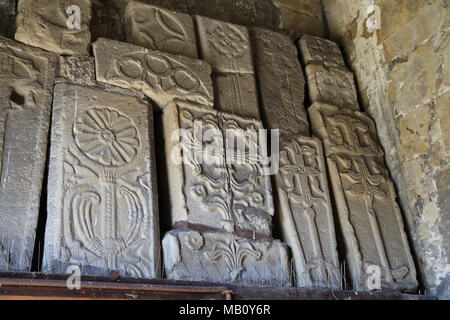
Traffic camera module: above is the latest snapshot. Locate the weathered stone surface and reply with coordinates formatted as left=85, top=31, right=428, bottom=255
left=125, top=1, right=198, bottom=58
left=305, top=64, right=359, bottom=111
left=309, top=102, right=418, bottom=292
left=275, top=135, right=341, bottom=289
left=251, top=27, right=309, bottom=141
left=0, top=0, right=16, bottom=39
left=163, top=101, right=273, bottom=238
left=58, top=55, right=95, bottom=85
left=93, top=37, right=214, bottom=110
left=15, top=0, right=92, bottom=55
left=0, top=37, right=57, bottom=271
left=163, top=229, right=291, bottom=286
left=298, top=35, right=346, bottom=69
left=43, top=82, right=160, bottom=279
left=90, top=0, right=124, bottom=42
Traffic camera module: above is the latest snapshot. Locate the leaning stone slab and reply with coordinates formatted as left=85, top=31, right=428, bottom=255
left=58, top=55, right=96, bottom=85
left=251, top=27, right=309, bottom=141
left=163, top=101, right=274, bottom=238
left=125, top=1, right=198, bottom=59
left=93, top=37, right=214, bottom=110
left=305, top=64, right=359, bottom=111
left=15, top=0, right=92, bottom=55
left=309, top=102, right=418, bottom=292
left=0, top=37, right=57, bottom=271
left=163, top=229, right=292, bottom=286
left=43, top=82, right=160, bottom=279
left=298, top=35, right=346, bottom=70
left=275, top=135, right=341, bottom=289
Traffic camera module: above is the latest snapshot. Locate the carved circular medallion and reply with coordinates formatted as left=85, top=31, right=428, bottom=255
left=74, top=108, right=140, bottom=167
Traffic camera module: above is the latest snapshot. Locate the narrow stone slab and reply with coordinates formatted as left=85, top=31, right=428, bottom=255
left=0, top=37, right=57, bottom=271
left=15, top=0, right=91, bottom=55
left=93, top=37, right=214, bottom=110
left=125, top=1, right=198, bottom=59
left=251, top=27, right=309, bottom=140
left=58, top=55, right=95, bottom=85
left=43, top=82, right=160, bottom=279
left=298, top=35, right=346, bottom=69
left=163, top=101, right=273, bottom=238
left=309, top=103, right=418, bottom=292
left=275, top=135, right=341, bottom=289
left=305, top=64, right=359, bottom=111
left=163, top=229, right=291, bottom=286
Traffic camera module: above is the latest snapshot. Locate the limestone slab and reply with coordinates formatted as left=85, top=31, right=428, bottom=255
left=163, top=101, right=274, bottom=238
left=15, top=0, right=91, bottom=55
left=298, top=35, right=346, bottom=69
left=125, top=1, right=198, bottom=59
left=163, top=229, right=291, bottom=286
left=309, top=103, right=418, bottom=292
left=58, top=55, right=95, bottom=85
left=306, top=64, right=359, bottom=111
left=275, top=136, right=341, bottom=289
left=251, top=28, right=309, bottom=140
left=43, top=82, right=160, bottom=279
left=0, top=37, right=57, bottom=271
left=93, top=37, right=214, bottom=110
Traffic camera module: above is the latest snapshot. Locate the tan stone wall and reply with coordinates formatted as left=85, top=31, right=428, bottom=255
left=321, top=0, right=449, bottom=299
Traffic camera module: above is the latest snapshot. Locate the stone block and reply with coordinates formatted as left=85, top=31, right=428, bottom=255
left=0, top=36, right=57, bottom=271
left=0, top=0, right=16, bottom=39
left=93, top=37, right=214, bottom=110
left=58, top=55, right=95, bottom=85
left=43, top=82, right=160, bottom=279
left=125, top=1, right=198, bottom=58
left=15, top=0, right=91, bottom=55
left=298, top=35, right=346, bottom=69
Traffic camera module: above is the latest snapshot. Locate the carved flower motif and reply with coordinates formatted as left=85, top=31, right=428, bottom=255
left=187, top=232, right=204, bottom=250
left=208, top=24, right=248, bottom=59
left=74, top=108, right=139, bottom=167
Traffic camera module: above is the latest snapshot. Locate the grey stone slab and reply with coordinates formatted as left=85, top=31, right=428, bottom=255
left=0, top=36, right=57, bottom=271
left=125, top=1, right=198, bottom=58
left=251, top=27, right=309, bottom=140
left=309, top=102, right=418, bottom=292
left=58, top=55, right=96, bottom=85
left=15, top=0, right=92, bottom=55
left=163, top=101, right=273, bottom=238
left=305, top=64, right=360, bottom=111
left=163, top=229, right=292, bottom=286
left=43, top=82, right=160, bottom=279
left=298, top=34, right=346, bottom=69
left=0, top=0, right=16, bottom=39
left=91, top=1, right=124, bottom=42
left=93, top=37, right=214, bottom=110
left=275, top=135, right=341, bottom=289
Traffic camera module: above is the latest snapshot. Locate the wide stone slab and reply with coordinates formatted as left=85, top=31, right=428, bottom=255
left=305, top=64, right=359, bottom=111
left=309, top=103, right=418, bottom=292
left=275, top=135, right=341, bottom=289
left=43, top=82, right=160, bottom=279
left=0, top=37, right=57, bottom=271
left=163, top=101, right=274, bottom=238
left=93, top=37, right=213, bottom=110
left=163, top=229, right=292, bottom=286
left=125, top=1, right=198, bottom=59
left=15, top=0, right=91, bottom=55
left=298, top=35, right=346, bottom=69
left=251, top=27, right=309, bottom=141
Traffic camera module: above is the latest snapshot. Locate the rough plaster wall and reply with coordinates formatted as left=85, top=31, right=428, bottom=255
left=322, top=0, right=449, bottom=299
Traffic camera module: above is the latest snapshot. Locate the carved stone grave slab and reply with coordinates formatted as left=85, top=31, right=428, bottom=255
left=163, top=229, right=291, bottom=286
left=309, top=102, right=418, bottom=292
left=43, top=82, right=160, bottom=279
left=93, top=37, right=214, bottom=110
left=15, top=0, right=92, bottom=55
left=298, top=35, right=346, bottom=70
left=251, top=27, right=309, bottom=141
left=58, top=55, right=95, bottom=85
left=163, top=101, right=273, bottom=238
left=275, top=135, right=341, bottom=289
left=125, top=1, right=198, bottom=59
left=0, top=37, right=56, bottom=271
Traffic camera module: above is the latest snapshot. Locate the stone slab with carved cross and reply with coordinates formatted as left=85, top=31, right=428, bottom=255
left=125, top=1, right=198, bottom=59
left=309, top=102, right=418, bottom=292
left=0, top=36, right=57, bottom=271
left=163, top=101, right=274, bottom=238
left=274, top=135, right=341, bottom=289
left=15, top=0, right=91, bottom=55
left=163, top=229, right=292, bottom=286
left=43, top=82, right=160, bottom=279
left=93, top=37, right=214, bottom=110
left=251, top=27, right=309, bottom=142
left=297, top=35, right=347, bottom=70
